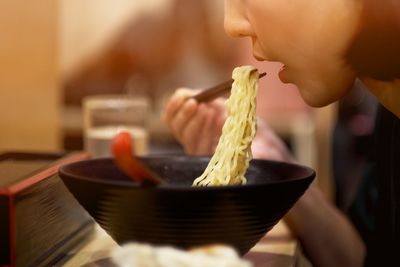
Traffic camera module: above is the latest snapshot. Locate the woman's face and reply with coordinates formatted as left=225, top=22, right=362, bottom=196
left=224, top=0, right=362, bottom=107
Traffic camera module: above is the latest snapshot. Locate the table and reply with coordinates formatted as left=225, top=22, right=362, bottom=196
left=58, top=221, right=312, bottom=267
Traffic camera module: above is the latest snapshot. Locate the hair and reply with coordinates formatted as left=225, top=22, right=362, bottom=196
left=346, top=0, right=400, bottom=80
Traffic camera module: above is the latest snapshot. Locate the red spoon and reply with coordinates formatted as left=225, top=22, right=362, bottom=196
left=111, top=131, right=163, bottom=185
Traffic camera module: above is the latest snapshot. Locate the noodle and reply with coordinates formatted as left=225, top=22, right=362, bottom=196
left=193, top=65, right=260, bottom=186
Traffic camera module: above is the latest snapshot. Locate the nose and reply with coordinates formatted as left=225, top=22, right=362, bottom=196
left=224, top=0, right=254, bottom=38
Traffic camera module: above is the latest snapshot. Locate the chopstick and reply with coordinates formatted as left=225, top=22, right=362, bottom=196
left=191, top=72, right=266, bottom=103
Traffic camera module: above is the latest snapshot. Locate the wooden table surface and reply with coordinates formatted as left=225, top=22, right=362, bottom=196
left=57, top=221, right=312, bottom=267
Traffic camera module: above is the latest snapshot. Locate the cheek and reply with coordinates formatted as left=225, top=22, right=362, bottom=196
left=247, top=4, right=296, bottom=58
left=289, top=46, right=358, bottom=107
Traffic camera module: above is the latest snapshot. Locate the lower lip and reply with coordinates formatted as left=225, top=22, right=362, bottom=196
left=278, top=66, right=289, bottom=83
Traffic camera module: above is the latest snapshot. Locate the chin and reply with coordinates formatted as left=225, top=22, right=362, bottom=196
left=296, top=73, right=356, bottom=107
left=304, top=98, right=333, bottom=108
left=300, top=94, right=329, bottom=107
left=297, top=84, right=341, bottom=108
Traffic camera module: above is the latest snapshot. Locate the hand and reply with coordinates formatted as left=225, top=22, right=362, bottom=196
left=162, top=88, right=226, bottom=156
left=162, top=88, right=294, bottom=163
left=251, top=119, right=295, bottom=163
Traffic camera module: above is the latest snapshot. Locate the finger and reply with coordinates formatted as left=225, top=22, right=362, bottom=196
left=195, top=107, right=217, bottom=155
left=214, top=105, right=226, bottom=137
left=209, top=97, right=227, bottom=112
left=210, top=97, right=227, bottom=130
left=162, top=88, right=193, bottom=126
left=170, top=98, right=198, bottom=141
left=181, top=104, right=208, bottom=155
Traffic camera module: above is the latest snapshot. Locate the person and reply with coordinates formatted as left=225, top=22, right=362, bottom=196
left=162, top=0, right=400, bottom=266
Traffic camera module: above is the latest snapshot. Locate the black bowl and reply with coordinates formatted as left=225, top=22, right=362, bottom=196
left=58, top=156, right=315, bottom=255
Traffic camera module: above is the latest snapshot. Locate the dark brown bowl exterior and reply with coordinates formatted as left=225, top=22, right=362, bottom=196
left=58, top=156, right=314, bottom=255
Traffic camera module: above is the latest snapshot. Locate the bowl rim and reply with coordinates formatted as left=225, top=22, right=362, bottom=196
left=58, top=156, right=315, bottom=191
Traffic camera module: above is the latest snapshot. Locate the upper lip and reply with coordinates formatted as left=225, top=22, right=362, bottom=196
left=252, top=42, right=277, bottom=62
left=251, top=38, right=266, bottom=61
left=253, top=52, right=280, bottom=63
left=253, top=52, right=265, bottom=61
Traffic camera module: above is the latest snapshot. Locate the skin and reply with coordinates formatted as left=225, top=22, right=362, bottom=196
left=223, top=0, right=400, bottom=117
left=163, top=91, right=365, bottom=267
left=162, top=89, right=293, bottom=160
left=224, top=0, right=362, bottom=108
left=162, top=88, right=226, bottom=155
left=163, top=0, right=399, bottom=266
left=223, top=1, right=367, bottom=266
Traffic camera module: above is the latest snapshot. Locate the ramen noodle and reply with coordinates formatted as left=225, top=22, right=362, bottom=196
left=193, top=65, right=259, bottom=186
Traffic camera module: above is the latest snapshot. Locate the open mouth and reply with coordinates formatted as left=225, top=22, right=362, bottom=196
left=278, top=65, right=289, bottom=83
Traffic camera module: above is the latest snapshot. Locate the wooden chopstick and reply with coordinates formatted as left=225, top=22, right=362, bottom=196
left=191, top=72, right=266, bottom=103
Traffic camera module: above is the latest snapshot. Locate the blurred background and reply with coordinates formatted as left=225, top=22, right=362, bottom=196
left=0, top=0, right=376, bottom=207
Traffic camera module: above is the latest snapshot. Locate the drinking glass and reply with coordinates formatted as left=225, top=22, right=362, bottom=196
left=82, top=94, right=150, bottom=158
